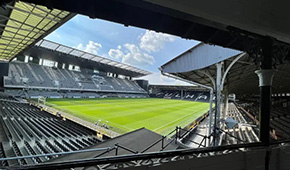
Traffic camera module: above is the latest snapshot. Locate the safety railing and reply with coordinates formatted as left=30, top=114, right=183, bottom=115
left=5, top=141, right=281, bottom=170
left=141, top=128, right=177, bottom=153
left=0, top=127, right=180, bottom=164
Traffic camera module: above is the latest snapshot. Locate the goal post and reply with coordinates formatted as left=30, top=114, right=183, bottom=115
left=38, top=96, right=46, bottom=105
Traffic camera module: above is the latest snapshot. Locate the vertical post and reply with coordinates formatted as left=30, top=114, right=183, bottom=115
left=213, top=62, right=222, bottom=146
left=224, top=92, right=228, bottom=119
left=161, top=136, right=164, bottom=149
left=115, top=143, right=119, bottom=156
left=181, top=89, right=183, bottom=99
left=208, top=89, right=214, bottom=146
left=255, top=37, right=275, bottom=146
left=175, top=126, right=178, bottom=144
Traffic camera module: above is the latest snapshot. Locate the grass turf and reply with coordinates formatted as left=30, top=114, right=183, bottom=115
left=46, top=98, right=209, bottom=135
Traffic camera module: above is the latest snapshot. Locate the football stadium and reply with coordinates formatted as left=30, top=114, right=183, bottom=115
left=0, top=0, right=290, bottom=170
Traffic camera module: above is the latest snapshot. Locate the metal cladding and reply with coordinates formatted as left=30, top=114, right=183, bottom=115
left=0, top=1, right=74, bottom=61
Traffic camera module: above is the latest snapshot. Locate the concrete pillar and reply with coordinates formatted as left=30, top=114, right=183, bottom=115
left=255, top=37, right=275, bottom=146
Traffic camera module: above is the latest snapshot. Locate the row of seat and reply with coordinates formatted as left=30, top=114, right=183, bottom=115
left=150, top=90, right=210, bottom=102
left=5, top=62, right=146, bottom=93
left=221, top=103, right=259, bottom=145
left=227, top=104, right=247, bottom=124
left=241, top=103, right=290, bottom=140
left=0, top=142, right=8, bottom=167
left=0, top=94, right=104, bottom=167
left=5, top=89, right=149, bottom=99
left=222, top=127, right=259, bottom=145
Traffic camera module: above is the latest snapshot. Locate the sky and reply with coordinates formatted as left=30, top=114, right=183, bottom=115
left=45, top=15, right=199, bottom=85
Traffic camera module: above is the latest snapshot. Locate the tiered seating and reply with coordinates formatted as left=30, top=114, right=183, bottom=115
left=11, top=141, right=26, bottom=165
left=221, top=103, right=259, bottom=145
left=222, top=127, right=259, bottom=145
left=24, top=141, right=42, bottom=163
left=4, top=62, right=147, bottom=98
left=0, top=93, right=104, bottom=167
left=240, top=102, right=290, bottom=140
left=0, top=142, right=8, bottom=166
left=150, top=90, right=210, bottom=102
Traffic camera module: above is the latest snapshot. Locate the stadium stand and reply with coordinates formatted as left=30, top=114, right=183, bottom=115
left=4, top=62, right=148, bottom=99
left=150, top=89, right=210, bottom=102
left=221, top=103, right=259, bottom=145
left=0, top=93, right=103, bottom=166
left=240, top=100, right=290, bottom=140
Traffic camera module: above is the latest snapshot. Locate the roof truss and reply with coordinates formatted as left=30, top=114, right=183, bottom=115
left=0, top=1, right=74, bottom=60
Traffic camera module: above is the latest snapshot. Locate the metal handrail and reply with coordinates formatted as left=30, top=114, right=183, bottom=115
left=141, top=128, right=178, bottom=153
left=115, top=143, right=138, bottom=154
left=1, top=125, right=255, bottom=165
left=141, top=136, right=165, bottom=153
left=217, top=128, right=247, bottom=143
left=0, top=127, right=179, bottom=162
left=161, top=138, right=176, bottom=151
left=0, top=147, right=111, bottom=161
left=6, top=142, right=272, bottom=170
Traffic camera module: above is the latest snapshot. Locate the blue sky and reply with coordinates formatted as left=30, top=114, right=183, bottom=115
left=46, top=15, right=199, bottom=85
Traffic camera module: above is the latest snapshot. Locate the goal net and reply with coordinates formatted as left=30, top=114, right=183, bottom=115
left=38, top=96, right=46, bottom=105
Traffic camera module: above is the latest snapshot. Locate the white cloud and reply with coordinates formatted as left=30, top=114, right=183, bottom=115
left=84, top=41, right=102, bottom=54
left=108, top=44, right=155, bottom=66
left=139, top=30, right=175, bottom=53
left=135, top=72, right=191, bottom=86
left=122, top=44, right=155, bottom=66
left=76, top=41, right=102, bottom=55
left=107, top=30, right=176, bottom=67
left=108, top=48, right=124, bottom=60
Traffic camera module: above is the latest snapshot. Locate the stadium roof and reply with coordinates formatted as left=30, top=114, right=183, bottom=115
left=0, top=1, right=74, bottom=61
left=18, top=0, right=290, bottom=52
left=160, top=43, right=290, bottom=94
left=34, top=39, right=151, bottom=77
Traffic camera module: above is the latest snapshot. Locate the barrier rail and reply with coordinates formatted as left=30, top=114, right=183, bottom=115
left=6, top=141, right=285, bottom=170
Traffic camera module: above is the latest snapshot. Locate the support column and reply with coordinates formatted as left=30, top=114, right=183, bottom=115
left=255, top=69, right=275, bottom=145
left=208, top=89, right=214, bottom=146
left=223, top=92, right=229, bottom=119
left=255, top=37, right=275, bottom=146
left=213, top=62, right=222, bottom=146
left=181, top=89, right=183, bottom=99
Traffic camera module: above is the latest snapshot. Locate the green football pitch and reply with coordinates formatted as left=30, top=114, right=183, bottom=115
left=46, top=98, right=209, bottom=135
